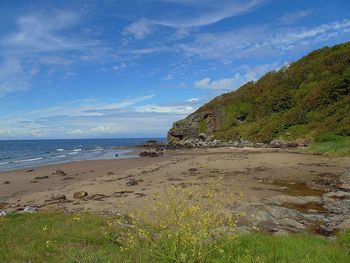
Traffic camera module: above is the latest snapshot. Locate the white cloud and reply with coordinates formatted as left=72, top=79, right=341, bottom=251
left=90, top=126, right=112, bottom=133
left=194, top=63, right=280, bottom=90
left=135, top=105, right=195, bottom=114
left=152, top=0, right=265, bottom=28
left=0, top=11, right=108, bottom=96
left=123, top=0, right=264, bottom=40
left=186, top=98, right=199, bottom=103
left=124, top=19, right=154, bottom=39
left=68, top=129, right=84, bottom=135
left=280, top=10, right=313, bottom=24
left=194, top=77, right=211, bottom=88
left=194, top=76, right=235, bottom=90
left=180, top=19, right=350, bottom=59
left=0, top=12, right=91, bottom=53
left=112, top=63, right=127, bottom=72
left=164, top=74, right=174, bottom=80
left=22, top=95, right=156, bottom=118
left=0, top=129, right=13, bottom=136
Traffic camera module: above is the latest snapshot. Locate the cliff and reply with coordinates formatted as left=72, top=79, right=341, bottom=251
left=168, top=41, right=350, bottom=145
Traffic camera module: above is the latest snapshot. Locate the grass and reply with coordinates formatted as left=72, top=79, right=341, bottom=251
left=305, top=135, right=350, bottom=156
left=1, top=181, right=349, bottom=262
left=1, top=210, right=350, bottom=262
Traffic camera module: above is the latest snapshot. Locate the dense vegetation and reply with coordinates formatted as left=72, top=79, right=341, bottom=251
left=1, top=211, right=350, bottom=263
left=195, top=42, right=350, bottom=143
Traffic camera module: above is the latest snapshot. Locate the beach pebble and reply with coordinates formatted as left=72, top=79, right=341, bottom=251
left=53, top=170, right=67, bottom=176
left=34, top=176, right=49, bottom=180
left=73, top=191, right=88, bottom=199
left=30, top=180, right=39, bottom=183
left=126, top=179, right=138, bottom=186
left=23, top=206, right=39, bottom=214
left=46, top=195, right=67, bottom=202
left=0, top=210, right=8, bottom=217
left=88, top=194, right=110, bottom=201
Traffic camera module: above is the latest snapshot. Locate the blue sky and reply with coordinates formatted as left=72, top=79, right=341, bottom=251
left=0, top=0, right=349, bottom=139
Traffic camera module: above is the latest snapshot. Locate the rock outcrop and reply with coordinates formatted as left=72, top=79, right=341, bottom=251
left=168, top=110, right=219, bottom=144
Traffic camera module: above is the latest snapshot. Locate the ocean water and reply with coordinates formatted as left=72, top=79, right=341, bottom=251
left=0, top=138, right=166, bottom=172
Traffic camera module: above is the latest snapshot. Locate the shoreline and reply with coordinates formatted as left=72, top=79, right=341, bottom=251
left=0, top=147, right=141, bottom=173
left=1, top=147, right=350, bottom=236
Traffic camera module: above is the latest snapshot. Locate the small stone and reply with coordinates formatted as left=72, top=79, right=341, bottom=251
left=30, top=180, right=39, bottom=183
left=318, top=225, right=334, bottom=236
left=188, top=168, right=199, bottom=172
left=135, top=193, right=146, bottom=198
left=88, top=194, right=109, bottom=201
left=23, top=206, right=38, bottom=213
left=139, top=151, right=158, bottom=157
left=3, top=181, right=10, bottom=184
left=198, top=133, right=207, bottom=141
left=113, top=191, right=134, bottom=197
left=62, top=176, right=75, bottom=181
left=54, top=170, right=67, bottom=176
left=139, top=151, right=149, bottom=157
left=0, top=210, right=8, bottom=217
left=126, top=179, right=138, bottom=187
left=73, top=191, right=88, bottom=199
left=34, top=176, right=49, bottom=180
left=148, top=151, right=159, bottom=158
left=46, top=195, right=67, bottom=202
left=323, top=191, right=350, bottom=199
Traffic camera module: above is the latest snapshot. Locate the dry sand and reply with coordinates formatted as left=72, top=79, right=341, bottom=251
left=1, top=148, right=349, bottom=215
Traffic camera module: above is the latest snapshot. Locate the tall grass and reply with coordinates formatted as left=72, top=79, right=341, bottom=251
left=1, top=181, right=350, bottom=262
left=306, top=135, right=350, bottom=156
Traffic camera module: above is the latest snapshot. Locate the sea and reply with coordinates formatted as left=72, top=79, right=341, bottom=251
left=0, top=138, right=166, bottom=172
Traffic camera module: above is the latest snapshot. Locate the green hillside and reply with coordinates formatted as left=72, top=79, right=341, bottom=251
left=168, top=41, right=350, bottom=145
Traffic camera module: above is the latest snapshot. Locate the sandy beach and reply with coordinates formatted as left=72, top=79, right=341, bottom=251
left=1, top=148, right=349, bottom=219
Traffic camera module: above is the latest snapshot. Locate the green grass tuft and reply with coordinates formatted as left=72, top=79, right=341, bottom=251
left=306, top=136, right=350, bottom=156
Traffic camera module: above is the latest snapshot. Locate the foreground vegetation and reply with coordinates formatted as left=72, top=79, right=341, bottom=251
left=1, top=210, right=350, bottom=263
left=1, top=183, right=350, bottom=263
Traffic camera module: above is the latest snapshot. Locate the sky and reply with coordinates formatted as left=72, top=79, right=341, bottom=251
left=0, top=0, right=349, bottom=139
